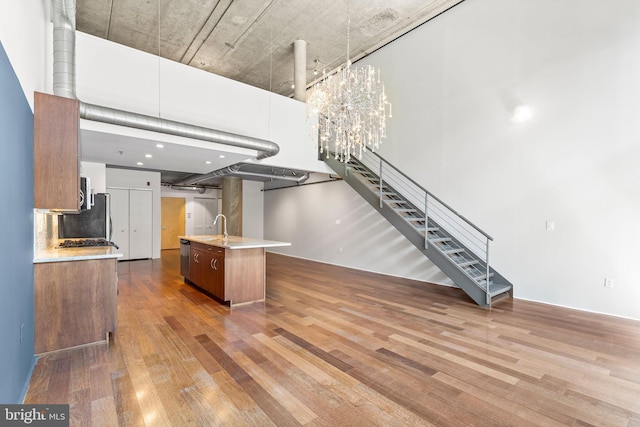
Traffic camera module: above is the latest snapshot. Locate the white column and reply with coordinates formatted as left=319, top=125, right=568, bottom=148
left=293, top=39, right=307, bottom=102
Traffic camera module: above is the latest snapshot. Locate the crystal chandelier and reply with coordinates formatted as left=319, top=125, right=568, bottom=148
left=307, top=5, right=392, bottom=162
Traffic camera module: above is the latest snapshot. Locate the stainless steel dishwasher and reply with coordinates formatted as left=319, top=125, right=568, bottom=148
left=179, top=239, right=190, bottom=281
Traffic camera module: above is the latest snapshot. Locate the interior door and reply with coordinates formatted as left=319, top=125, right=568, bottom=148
left=108, top=188, right=130, bottom=260
left=161, top=197, right=185, bottom=250
left=129, top=189, right=153, bottom=259
left=193, top=197, right=218, bottom=235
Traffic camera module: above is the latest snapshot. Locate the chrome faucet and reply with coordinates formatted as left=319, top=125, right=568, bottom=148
left=213, top=214, right=228, bottom=240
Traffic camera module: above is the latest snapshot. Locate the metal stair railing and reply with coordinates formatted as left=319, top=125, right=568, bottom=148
left=339, top=149, right=495, bottom=306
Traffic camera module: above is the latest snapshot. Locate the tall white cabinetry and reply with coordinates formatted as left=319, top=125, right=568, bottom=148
left=109, top=188, right=153, bottom=260
left=193, top=197, right=218, bottom=235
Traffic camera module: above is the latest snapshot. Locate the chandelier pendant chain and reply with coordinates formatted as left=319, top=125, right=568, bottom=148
left=307, top=0, right=392, bottom=163
left=346, top=0, right=350, bottom=66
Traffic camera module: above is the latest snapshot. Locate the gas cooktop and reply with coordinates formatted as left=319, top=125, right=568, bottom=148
left=57, top=238, right=117, bottom=248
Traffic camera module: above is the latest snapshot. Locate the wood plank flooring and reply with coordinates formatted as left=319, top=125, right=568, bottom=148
left=25, top=250, right=640, bottom=426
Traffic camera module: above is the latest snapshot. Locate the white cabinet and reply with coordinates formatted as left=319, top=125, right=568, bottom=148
left=109, top=188, right=153, bottom=260
left=110, top=189, right=130, bottom=259
left=129, top=190, right=153, bottom=258
left=193, top=197, right=218, bottom=235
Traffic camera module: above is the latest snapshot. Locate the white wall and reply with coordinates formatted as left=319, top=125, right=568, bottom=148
left=160, top=186, right=220, bottom=236
left=75, top=32, right=332, bottom=174
left=161, top=180, right=262, bottom=238
left=106, top=168, right=162, bottom=258
left=242, top=181, right=264, bottom=239
left=80, top=161, right=106, bottom=193
left=267, top=0, right=640, bottom=320
left=265, top=180, right=453, bottom=285
left=0, top=2, right=49, bottom=109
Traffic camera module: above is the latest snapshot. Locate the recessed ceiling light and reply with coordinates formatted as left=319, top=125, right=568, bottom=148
left=219, top=154, right=225, bottom=159
left=156, top=143, right=164, bottom=148
left=511, top=104, right=534, bottom=123
left=205, top=161, right=212, bottom=164
left=145, top=154, right=152, bottom=158
left=137, top=162, right=143, bottom=166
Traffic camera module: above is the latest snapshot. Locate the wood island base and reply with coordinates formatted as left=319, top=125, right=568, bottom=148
left=179, top=235, right=291, bottom=307
left=187, top=243, right=265, bottom=306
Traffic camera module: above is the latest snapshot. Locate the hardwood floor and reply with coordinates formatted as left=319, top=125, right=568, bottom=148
left=25, top=250, right=640, bottom=426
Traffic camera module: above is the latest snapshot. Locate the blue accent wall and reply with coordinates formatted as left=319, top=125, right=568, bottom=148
left=0, top=42, right=36, bottom=403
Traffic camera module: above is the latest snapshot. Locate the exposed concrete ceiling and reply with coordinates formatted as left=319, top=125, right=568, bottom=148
left=75, top=0, right=464, bottom=184
left=76, top=0, right=463, bottom=97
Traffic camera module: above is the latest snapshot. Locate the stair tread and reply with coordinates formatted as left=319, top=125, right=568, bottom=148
left=383, top=200, right=412, bottom=207
left=489, top=283, right=511, bottom=297
left=429, top=237, right=452, bottom=243
left=443, top=248, right=465, bottom=254
left=474, top=273, right=495, bottom=283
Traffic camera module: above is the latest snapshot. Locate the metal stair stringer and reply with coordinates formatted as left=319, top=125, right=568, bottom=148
left=322, top=152, right=513, bottom=308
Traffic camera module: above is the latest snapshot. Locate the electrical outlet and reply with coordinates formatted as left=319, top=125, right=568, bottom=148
left=604, top=278, right=614, bottom=288
left=546, top=220, right=555, bottom=231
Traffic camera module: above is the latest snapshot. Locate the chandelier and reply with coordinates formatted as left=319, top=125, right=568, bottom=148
left=307, top=7, right=392, bottom=162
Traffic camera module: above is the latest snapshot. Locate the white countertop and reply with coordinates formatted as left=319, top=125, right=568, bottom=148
left=34, top=246, right=123, bottom=263
left=179, top=235, right=291, bottom=250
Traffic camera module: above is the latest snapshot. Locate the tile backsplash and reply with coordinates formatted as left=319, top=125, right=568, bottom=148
left=34, top=210, right=58, bottom=251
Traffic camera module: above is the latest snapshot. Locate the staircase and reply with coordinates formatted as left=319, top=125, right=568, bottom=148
left=322, top=149, right=513, bottom=308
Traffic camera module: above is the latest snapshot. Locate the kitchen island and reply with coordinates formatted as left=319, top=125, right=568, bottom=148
left=179, top=235, right=290, bottom=307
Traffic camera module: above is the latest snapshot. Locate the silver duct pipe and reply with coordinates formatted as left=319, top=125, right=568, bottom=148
left=165, top=185, right=207, bottom=194
left=51, top=0, right=279, bottom=161
left=79, top=102, right=279, bottom=159
left=52, top=0, right=76, bottom=99
left=234, top=170, right=309, bottom=183
left=183, top=164, right=308, bottom=185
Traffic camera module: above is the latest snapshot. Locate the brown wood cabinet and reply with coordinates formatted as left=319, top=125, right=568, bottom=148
left=34, top=258, right=117, bottom=354
left=187, top=241, right=265, bottom=306
left=189, top=243, right=209, bottom=292
left=34, top=91, right=80, bottom=211
left=210, top=248, right=225, bottom=299
left=190, top=242, right=225, bottom=300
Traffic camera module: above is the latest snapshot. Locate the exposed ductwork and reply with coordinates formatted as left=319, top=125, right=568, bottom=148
left=78, top=102, right=279, bottom=159
left=163, top=184, right=208, bottom=194
left=51, top=0, right=279, bottom=162
left=181, top=164, right=309, bottom=185
left=235, top=169, right=309, bottom=183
